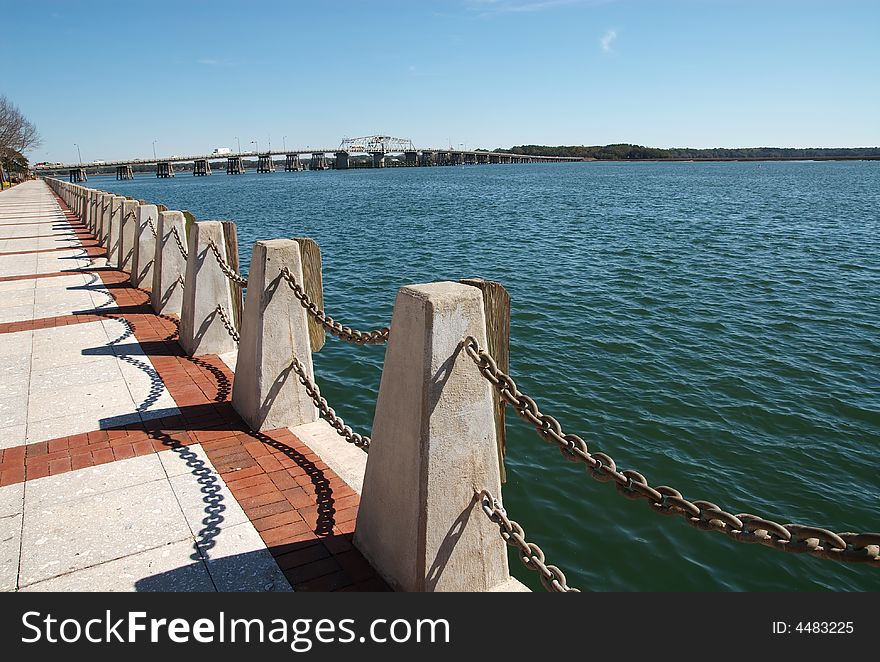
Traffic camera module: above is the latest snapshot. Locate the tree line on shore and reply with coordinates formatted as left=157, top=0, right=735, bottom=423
left=1, top=95, right=41, bottom=185
left=500, top=144, right=880, bottom=160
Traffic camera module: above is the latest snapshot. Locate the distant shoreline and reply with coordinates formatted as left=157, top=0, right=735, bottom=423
left=585, top=155, right=880, bottom=162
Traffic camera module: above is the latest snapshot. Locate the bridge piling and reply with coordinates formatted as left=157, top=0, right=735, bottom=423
left=310, top=153, right=329, bottom=170
left=284, top=154, right=303, bottom=171
left=232, top=239, right=319, bottom=431
left=150, top=210, right=188, bottom=316
left=257, top=155, right=275, bottom=173
left=193, top=159, right=212, bottom=176
left=353, top=282, right=511, bottom=592
left=226, top=156, right=245, bottom=174
left=179, top=221, right=239, bottom=357
left=156, top=161, right=175, bottom=178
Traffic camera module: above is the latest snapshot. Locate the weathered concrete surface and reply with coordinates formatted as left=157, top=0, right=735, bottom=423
left=97, top=192, right=112, bottom=248
left=232, top=239, right=318, bottom=431
left=354, top=282, right=510, bottom=592
left=150, top=210, right=187, bottom=316
left=179, top=221, right=238, bottom=357
left=106, top=196, right=125, bottom=267
left=118, top=199, right=138, bottom=274
left=131, top=204, right=158, bottom=289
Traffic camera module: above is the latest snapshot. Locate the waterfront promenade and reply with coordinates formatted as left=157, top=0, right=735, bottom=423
left=0, top=180, right=384, bottom=592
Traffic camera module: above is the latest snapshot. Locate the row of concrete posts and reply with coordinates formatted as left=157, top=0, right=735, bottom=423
left=47, top=177, right=524, bottom=592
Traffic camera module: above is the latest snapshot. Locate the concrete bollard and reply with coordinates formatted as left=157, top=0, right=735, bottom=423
left=150, top=211, right=188, bottom=316
left=117, top=199, right=138, bottom=273
left=82, top=189, right=91, bottom=229
left=131, top=204, right=158, bottom=289
left=178, top=221, right=238, bottom=357
left=89, top=191, right=100, bottom=234
left=106, top=196, right=125, bottom=268
left=98, top=193, right=113, bottom=249
left=353, top=282, right=511, bottom=592
left=232, top=239, right=318, bottom=432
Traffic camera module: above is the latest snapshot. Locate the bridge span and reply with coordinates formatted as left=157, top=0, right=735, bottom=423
left=35, top=135, right=584, bottom=182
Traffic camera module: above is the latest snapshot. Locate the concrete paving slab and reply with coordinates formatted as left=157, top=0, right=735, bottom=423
left=0, top=255, right=38, bottom=278
left=25, top=454, right=166, bottom=504
left=0, top=395, right=28, bottom=428
left=0, top=289, right=36, bottom=308
left=0, top=425, right=27, bottom=450
left=196, top=522, right=292, bottom=592
left=0, top=513, right=22, bottom=592
left=0, top=329, right=32, bottom=359
left=0, top=304, right=33, bottom=323
left=0, top=482, right=23, bottom=518
left=28, top=358, right=124, bottom=393
left=25, top=410, right=142, bottom=446
left=27, top=378, right=141, bottom=423
left=168, top=470, right=250, bottom=534
left=33, top=273, right=89, bottom=289
left=20, top=540, right=213, bottom=592
left=19, top=478, right=193, bottom=586
left=158, top=444, right=214, bottom=478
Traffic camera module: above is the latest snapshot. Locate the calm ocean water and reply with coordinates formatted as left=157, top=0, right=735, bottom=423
left=94, top=160, right=880, bottom=591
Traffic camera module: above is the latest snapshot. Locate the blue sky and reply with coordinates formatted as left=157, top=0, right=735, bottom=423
left=5, top=0, right=879, bottom=162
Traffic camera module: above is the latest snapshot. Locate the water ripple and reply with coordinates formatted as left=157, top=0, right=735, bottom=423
left=98, top=160, right=880, bottom=591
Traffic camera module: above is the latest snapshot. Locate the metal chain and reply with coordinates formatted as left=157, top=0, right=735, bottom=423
left=215, top=304, right=240, bottom=343
left=146, top=217, right=158, bottom=238
left=463, top=336, right=880, bottom=566
left=288, top=355, right=371, bottom=451
left=480, top=490, right=579, bottom=592
left=207, top=240, right=248, bottom=286
left=175, top=273, right=185, bottom=289
left=279, top=266, right=389, bottom=345
left=170, top=225, right=188, bottom=259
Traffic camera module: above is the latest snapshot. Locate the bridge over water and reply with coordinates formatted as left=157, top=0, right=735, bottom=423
left=35, top=135, right=584, bottom=182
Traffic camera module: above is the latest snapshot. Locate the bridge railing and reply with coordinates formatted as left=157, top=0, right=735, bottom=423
left=45, top=176, right=880, bottom=593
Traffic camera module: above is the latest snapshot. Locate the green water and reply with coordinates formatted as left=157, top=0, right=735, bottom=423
left=95, top=160, right=880, bottom=591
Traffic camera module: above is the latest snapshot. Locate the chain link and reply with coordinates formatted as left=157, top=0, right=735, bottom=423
left=175, top=273, right=185, bottom=290
left=464, top=336, right=880, bottom=567
left=480, top=490, right=579, bottom=592
left=170, top=225, right=188, bottom=259
left=146, top=217, right=158, bottom=238
left=215, top=304, right=240, bottom=343
left=288, top=356, right=371, bottom=451
left=279, top=266, right=389, bottom=345
left=207, top=240, right=248, bottom=286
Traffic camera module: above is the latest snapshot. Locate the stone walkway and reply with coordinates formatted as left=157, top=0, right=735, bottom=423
left=0, top=181, right=384, bottom=592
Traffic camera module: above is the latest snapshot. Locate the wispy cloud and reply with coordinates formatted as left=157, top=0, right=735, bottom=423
left=466, top=0, right=608, bottom=16
left=196, top=58, right=237, bottom=66
left=600, top=29, right=617, bottom=53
